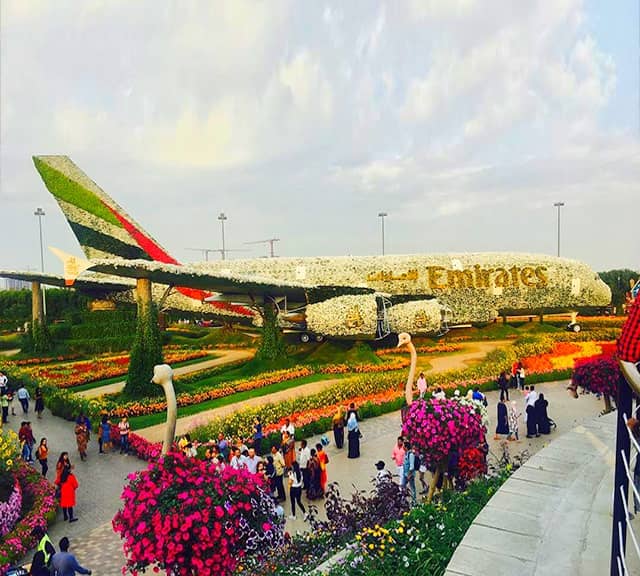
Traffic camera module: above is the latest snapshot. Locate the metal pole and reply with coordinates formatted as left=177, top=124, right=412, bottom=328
left=553, top=202, right=564, bottom=257
left=218, top=213, right=227, bottom=260
left=610, top=373, right=633, bottom=575
left=378, top=212, right=387, bottom=256
left=34, top=208, right=46, bottom=316
left=221, top=219, right=226, bottom=260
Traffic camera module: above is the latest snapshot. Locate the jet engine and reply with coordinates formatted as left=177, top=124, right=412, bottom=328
left=305, top=294, right=378, bottom=338
left=387, top=299, right=446, bottom=334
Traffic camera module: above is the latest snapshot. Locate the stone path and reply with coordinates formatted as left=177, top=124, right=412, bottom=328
left=76, top=348, right=255, bottom=398
left=8, top=380, right=604, bottom=575
left=0, top=349, right=20, bottom=356
left=445, top=410, right=640, bottom=576
left=426, top=340, right=512, bottom=373
left=3, top=406, right=145, bottom=574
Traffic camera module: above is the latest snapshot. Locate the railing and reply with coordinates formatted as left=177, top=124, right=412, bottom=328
left=611, top=368, right=640, bottom=575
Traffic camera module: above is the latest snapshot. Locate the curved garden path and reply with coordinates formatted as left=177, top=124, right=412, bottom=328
left=426, top=340, right=512, bottom=373
left=135, top=340, right=511, bottom=442
left=76, top=348, right=255, bottom=399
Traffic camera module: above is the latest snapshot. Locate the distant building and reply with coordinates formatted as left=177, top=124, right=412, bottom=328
left=4, top=278, right=30, bottom=291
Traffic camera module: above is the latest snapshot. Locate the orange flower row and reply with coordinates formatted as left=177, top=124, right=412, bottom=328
left=374, top=344, right=462, bottom=356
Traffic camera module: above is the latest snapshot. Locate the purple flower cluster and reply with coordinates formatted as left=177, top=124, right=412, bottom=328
left=0, top=463, right=57, bottom=575
left=0, top=480, right=22, bottom=537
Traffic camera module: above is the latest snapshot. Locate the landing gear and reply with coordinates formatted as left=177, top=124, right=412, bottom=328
left=567, top=322, right=581, bottom=333
left=299, top=332, right=324, bottom=343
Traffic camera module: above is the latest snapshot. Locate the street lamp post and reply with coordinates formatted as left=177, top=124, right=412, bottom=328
left=34, top=207, right=47, bottom=315
left=378, top=212, right=388, bottom=256
left=553, top=202, right=565, bottom=257
left=218, top=212, right=228, bottom=260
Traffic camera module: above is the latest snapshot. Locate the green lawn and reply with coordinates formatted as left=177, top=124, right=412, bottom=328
left=129, top=372, right=347, bottom=430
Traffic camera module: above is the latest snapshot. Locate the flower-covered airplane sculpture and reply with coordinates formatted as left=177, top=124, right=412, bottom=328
left=0, top=156, right=611, bottom=341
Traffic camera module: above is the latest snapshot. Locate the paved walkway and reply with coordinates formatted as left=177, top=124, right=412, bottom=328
left=445, top=411, right=640, bottom=576
left=76, top=348, right=255, bottom=398
left=6, top=380, right=604, bottom=575
left=3, top=407, right=145, bottom=574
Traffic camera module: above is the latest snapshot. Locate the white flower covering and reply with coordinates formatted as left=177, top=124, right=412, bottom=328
left=306, top=294, right=378, bottom=337
left=387, top=300, right=442, bottom=334
left=81, top=252, right=610, bottom=332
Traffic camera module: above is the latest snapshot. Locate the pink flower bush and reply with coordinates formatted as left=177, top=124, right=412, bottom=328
left=402, top=398, right=486, bottom=469
left=0, top=463, right=57, bottom=575
left=0, top=480, right=22, bottom=537
left=113, top=452, right=284, bottom=576
left=571, top=354, right=621, bottom=397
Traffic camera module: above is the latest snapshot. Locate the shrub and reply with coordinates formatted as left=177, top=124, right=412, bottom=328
left=112, top=453, right=283, bottom=576
left=125, top=304, right=163, bottom=398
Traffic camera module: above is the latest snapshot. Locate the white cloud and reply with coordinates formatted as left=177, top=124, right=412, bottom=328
left=279, top=51, right=333, bottom=119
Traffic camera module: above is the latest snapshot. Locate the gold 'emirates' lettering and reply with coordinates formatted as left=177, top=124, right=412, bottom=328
left=428, top=266, right=447, bottom=289
left=423, top=265, right=549, bottom=290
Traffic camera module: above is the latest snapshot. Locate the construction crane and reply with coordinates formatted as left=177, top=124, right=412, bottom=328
left=184, top=247, right=250, bottom=261
left=244, top=238, right=280, bottom=258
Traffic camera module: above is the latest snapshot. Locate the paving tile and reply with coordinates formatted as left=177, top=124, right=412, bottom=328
left=446, top=544, right=535, bottom=576
left=458, top=524, right=541, bottom=562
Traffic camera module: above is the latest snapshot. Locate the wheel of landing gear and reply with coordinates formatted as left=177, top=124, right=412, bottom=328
left=567, top=322, right=581, bottom=333
left=300, top=333, right=311, bottom=343
left=315, top=334, right=324, bottom=342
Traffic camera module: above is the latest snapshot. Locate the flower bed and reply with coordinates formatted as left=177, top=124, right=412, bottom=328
left=0, top=463, right=57, bottom=575
left=13, top=348, right=211, bottom=389
left=375, top=343, right=463, bottom=356
left=0, top=480, right=21, bottom=537
left=113, top=453, right=283, bottom=576
left=102, top=359, right=409, bottom=419
left=327, top=473, right=508, bottom=576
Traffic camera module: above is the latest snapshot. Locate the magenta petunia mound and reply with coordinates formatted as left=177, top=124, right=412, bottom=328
left=112, top=452, right=284, bottom=576
left=571, top=354, right=621, bottom=397
left=401, top=398, right=486, bottom=468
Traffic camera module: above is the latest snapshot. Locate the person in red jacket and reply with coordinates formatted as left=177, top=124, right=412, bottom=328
left=58, top=468, right=79, bottom=523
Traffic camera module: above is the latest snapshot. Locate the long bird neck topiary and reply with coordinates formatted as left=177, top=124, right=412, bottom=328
left=397, top=332, right=417, bottom=406
left=152, top=364, right=177, bottom=455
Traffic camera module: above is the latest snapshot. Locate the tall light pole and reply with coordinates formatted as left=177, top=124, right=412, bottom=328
left=553, top=202, right=564, bottom=257
left=34, top=207, right=47, bottom=315
left=378, top=212, right=388, bottom=256
left=218, top=212, right=227, bottom=260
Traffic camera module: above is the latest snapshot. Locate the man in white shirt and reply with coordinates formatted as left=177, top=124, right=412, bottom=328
left=0, top=372, right=7, bottom=395
left=280, top=418, right=295, bottom=437
left=245, top=447, right=261, bottom=474
left=17, top=385, right=30, bottom=414
left=297, top=439, right=311, bottom=489
left=230, top=447, right=243, bottom=470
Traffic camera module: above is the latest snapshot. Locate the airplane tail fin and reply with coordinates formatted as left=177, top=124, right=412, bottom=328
left=33, top=156, right=179, bottom=265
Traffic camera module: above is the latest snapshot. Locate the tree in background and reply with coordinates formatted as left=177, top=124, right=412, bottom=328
left=598, top=269, right=639, bottom=312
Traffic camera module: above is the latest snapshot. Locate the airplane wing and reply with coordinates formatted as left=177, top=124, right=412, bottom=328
left=0, top=270, right=134, bottom=293
left=87, top=259, right=374, bottom=302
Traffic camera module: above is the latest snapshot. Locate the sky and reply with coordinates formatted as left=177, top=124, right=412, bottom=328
left=1, top=0, right=638, bottom=275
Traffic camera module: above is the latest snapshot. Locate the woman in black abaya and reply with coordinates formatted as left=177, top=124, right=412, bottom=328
left=535, top=394, right=551, bottom=435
